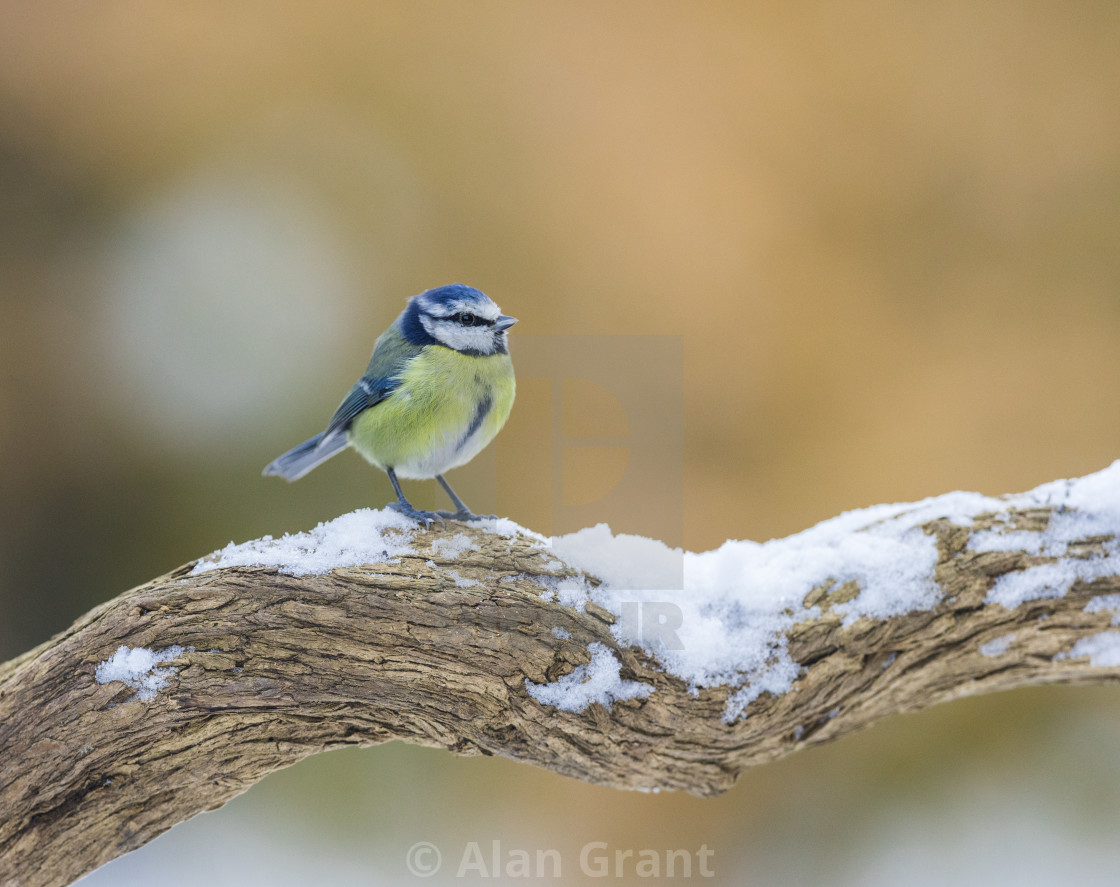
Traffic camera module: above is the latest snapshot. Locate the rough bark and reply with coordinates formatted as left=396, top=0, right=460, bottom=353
left=2, top=498, right=1119, bottom=887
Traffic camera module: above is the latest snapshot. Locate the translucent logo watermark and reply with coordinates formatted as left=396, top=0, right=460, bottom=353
left=453, top=335, right=684, bottom=586
left=618, top=601, right=685, bottom=650
left=405, top=839, right=715, bottom=879
left=406, top=842, right=443, bottom=878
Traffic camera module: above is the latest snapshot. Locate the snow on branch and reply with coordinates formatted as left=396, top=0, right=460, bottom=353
left=3, top=463, right=1120, bottom=886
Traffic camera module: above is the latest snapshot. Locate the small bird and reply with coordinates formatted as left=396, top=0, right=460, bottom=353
left=264, top=283, right=516, bottom=526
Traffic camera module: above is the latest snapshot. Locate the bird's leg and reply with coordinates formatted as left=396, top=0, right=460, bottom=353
left=435, top=474, right=495, bottom=521
left=385, top=467, right=444, bottom=529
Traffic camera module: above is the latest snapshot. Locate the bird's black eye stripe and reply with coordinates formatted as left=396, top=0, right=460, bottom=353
left=453, top=312, right=491, bottom=327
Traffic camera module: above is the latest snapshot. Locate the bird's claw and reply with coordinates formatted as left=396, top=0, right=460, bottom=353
left=387, top=501, right=446, bottom=529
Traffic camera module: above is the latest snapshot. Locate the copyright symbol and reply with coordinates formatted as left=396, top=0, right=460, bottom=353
left=406, top=841, right=442, bottom=877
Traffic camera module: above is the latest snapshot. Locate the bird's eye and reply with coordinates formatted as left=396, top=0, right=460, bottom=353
left=456, top=312, right=478, bottom=326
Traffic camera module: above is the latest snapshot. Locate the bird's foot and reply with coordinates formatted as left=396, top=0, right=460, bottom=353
left=436, top=509, right=497, bottom=522
left=387, top=501, right=446, bottom=529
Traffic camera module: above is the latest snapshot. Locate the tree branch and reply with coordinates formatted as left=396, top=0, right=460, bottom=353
left=4, top=469, right=1120, bottom=887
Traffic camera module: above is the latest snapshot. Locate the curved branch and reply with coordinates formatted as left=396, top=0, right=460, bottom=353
left=3, top=468, right=1120, bottom=886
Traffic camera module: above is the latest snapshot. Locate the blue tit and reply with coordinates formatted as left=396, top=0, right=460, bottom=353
left=264, top=283, right=516, bottom=526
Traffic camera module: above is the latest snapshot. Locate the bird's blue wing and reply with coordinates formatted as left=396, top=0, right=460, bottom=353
left=264, top=321, right=421, bottom=481
left=263, top=374, right=400, bottom=481
left=322, top=320, right=424, bottom=434
left=324, top=375, right=399, bottom=436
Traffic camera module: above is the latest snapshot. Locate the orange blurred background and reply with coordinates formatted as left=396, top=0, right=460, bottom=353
left=2, top=3, right=1120, bottom=885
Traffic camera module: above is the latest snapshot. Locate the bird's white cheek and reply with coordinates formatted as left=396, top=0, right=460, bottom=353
left=431, top=322, right=494, bottom=353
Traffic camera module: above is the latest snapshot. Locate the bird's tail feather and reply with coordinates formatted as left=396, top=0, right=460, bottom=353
left=262, top=431, right=348, bottom=481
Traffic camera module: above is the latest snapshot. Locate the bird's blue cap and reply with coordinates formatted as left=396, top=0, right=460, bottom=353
left=416, top=283, right=489, bottom=308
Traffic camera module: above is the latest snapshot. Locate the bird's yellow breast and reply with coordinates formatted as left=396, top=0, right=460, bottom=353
left=348, top=346, right=515, bottom=479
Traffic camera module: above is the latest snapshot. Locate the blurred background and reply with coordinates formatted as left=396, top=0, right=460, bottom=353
left=2, top=2, right=1120, bottom=884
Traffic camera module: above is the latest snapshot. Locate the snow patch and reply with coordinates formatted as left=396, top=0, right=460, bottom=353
left=979, top=634, right=1016, bottom=658
left=1055, top=632, right=1120, bottom=667
left=985, top=555, right=1120, bottom=609
left=426, top=560, right=482, bottom=588
left=473, top=516, right=549, bottom=545
left=550, top=525, right=684, bottom=590
left=1086, top=594, right=1120, bottom=626
left=548, top=505, right=947, bottom=721
left=545, top=461, right=1120, bottom=721
left=525, top=643, right=653, bottom=712
left=191, top=510, right=550, bottom=577
left=430, top=532, right=476, bottom=559
left=976, top=463, right=1120, bottom=608
left=95, top=644, right=191, bottom=702
left=191, top=508, right=416, bottom=575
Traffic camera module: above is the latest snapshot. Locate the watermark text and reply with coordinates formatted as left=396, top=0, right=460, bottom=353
left=407, top=839, right=714, bottom=879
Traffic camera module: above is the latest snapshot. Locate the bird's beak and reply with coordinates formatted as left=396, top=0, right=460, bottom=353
left=494, top=315, right=518, bottom=331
